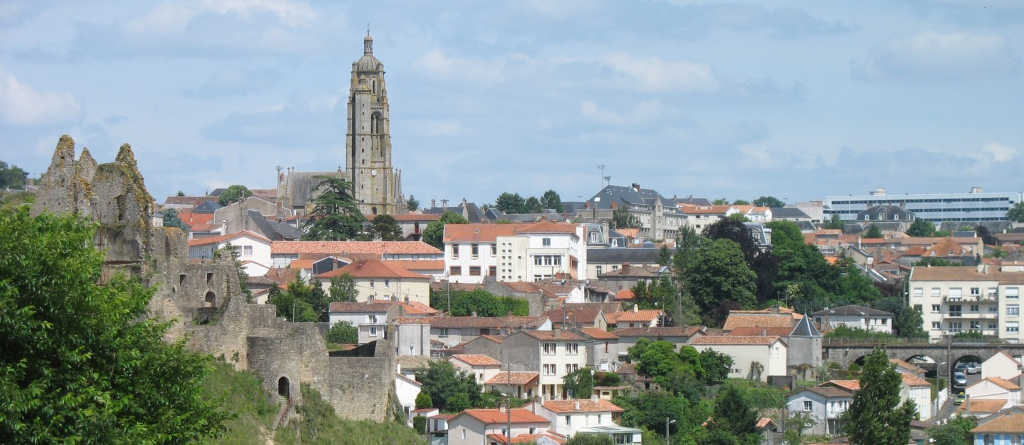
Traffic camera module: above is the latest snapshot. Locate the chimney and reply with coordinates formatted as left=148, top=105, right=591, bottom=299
left=622, top=263, right=630, bottom=274
left=431, top=199, right=436, bottom=208
left=554, top=326, right=561, bottom=338
left=631, top=183, right=640, bottom=192
left=472, top=311, right=478, bottom=317
left=575, top=400, right=580, bottom=410
left=632, top=305, right=638, bottom=313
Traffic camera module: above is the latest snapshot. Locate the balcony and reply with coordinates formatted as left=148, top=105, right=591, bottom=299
left=943, top=295, right=998, bottom=303
left=942, top=312, right=998, bottom=320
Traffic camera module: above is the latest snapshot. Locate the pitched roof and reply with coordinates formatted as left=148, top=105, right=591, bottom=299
left=580, top=327, right=619, bottom=340
left=319, top=259, right=430, bottom=279
left=615, top=289, right=635, bottom=300
left=889, top=359, right=925, bottom=374
left=384, top=260, right=446, bottom=271
left=264, top=267, right=300, bottom=284
left=187, top=230, right=271, bottom=247
left=823, top=380, right=861, bottom=391
left=911, top=266, right=1024, bottom=284
left=543, top=308, right=603, bottom=325
left=924, top=237, right=969, bottom=257
left=418, top=316, right=548, bottom=330
left=811, top=305, right=893, bottom=317
left=971, top=376, right=1021, bottom=391
left=444, top=224, right=530, bottom=243
left=541, top=399, right=624, bottom=413
left=516, top=221, right=577, bottom=234
left=485, top=371, right=540, bottom=385
left=691, top=336, right=783, bottom=346
left=606, top=309, right=663, bottom=323
left=521, top=330, right=586, bottom=341
left=727, top=327, right=796, bottom=337
left=798, top=386, right=854, bottom=398
left=960, top=400, right=1008, bottom=415
left=329, top=301, right=400, bottom=313
left=723, top=315, right=800, bottom=331
left=613, top=326, right=703, bottom=337
left=401, top=301, right=440, bottom=316
left=271, top=240, right=442, bottom=255
left=972, top=412, right=1024, bottom=433
left=900, top=373, right=931, bottom=387
left=450, top=354, right=501, bottom=367
left=457, top=408, right=549, bottom=425
left=789, top=315, right=822, bottom=337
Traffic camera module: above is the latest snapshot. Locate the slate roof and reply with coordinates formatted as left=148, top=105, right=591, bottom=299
left=798, top=386, right=854, bottom=398
left=588, top=184, right=676, bottom=211
left=771, top=207, right=811, bottom=219
left=789, top=315, right=822, bottom=337
left=193, top=200, right=223, bottom=213
left=691, top=336, right=784, bottom=346
left=586, top=248, right=661, bottom=264
left=163, top=196, right=217, bottom=207
left=248, top=210, right=303, bottom=241
left=420, top=316, right=548, bottom=330
left=422, top=204, right=487, bottom=223
left=811, top=305, right=893, bottom=318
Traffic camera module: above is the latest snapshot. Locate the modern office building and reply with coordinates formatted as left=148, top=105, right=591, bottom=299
left=825, top=187, right=1021, bottom=223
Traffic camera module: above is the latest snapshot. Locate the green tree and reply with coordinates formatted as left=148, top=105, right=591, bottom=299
left=686, top=238, right=758, bottom=315
left=415, top=361, right=483, bottom=413
left=728, top=212, right=750, bottom=222
left=713, top=198, right=728, bottom=205
left=430, top=288, right=529, bottom=317
left=270, top=275, right=330, bottom=322
left=325, top=321, right=358, bottom=344
left=784, top=410, right=817, bottom=444
left=635, top=341, right=682, bottom=378
left=176, top=190, right=185, bottom=197
left=563, top=367, right=595, bottom=399
left=407, top=195, right=420, bottom=211
left=217, top=184, right=252, bottom=206
left=0, top=160, right=29, bottom=189
left=915, top=257, right=957, bottom=267
left=422, top=211, right=468, bottom=249
left=826, top=214, right=845, bottom=230
left=926, top=415, right=976, bottom=445
left=1008, top=202, right=1024, bottom=223
left=873, top=295, right=928, bottom=338
left=415, top=391, right=433, bottom=409
left=495, top=192, right=526, bottom=214
left=565, top=434, right=615, bottom=445
left=0, top=206, right=230, bottom=442
left=369, top=214, right=404, bottom=241
left=302, top=175, right=365, bottom=241
left=699, top=349, right=733, bottom=383
left=611, top=205, right=640, bottom=229
left=906, top=219, right=935, bottom=237
left=162, top=208, right=190, bottom=231
left=540, top=189, right=564, bottom=213
left=670, top=226, right=704, bottom=326
left=752, top=196, right=785, bottom=208
left=732, top=199, right=751, bottom=205
left=864, top=224, right=884, bottom=239
left=708, top=384, right=759, bottom=444
left=627, top=337, right=651, bottom=363
left=658, top=245, right=672, bottom=266
left=328, top=274, right=356, bottom=303
left=841, top=347, right=916, bottom=445
left=524, top=196, right=543, bottom=213
left=612, top=391, right=685, bottom=436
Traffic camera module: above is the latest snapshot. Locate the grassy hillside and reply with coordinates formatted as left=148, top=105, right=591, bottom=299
left=201, top=359, right=426, bottom=445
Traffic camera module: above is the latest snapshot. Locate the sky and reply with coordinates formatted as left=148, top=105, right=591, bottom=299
left=1, top=0, right=1022, bottom=207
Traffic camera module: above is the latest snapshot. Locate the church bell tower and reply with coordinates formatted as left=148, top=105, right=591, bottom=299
left=345, top=31, right=404, bottom=216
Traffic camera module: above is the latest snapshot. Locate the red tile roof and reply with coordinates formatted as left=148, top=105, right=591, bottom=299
left=516, top=221, right=577, bottom=234
left=614, top=289, right=635, bottom=300
left=458, top=408, right=549, bottom=425
left=383, top=260, right=446, bottom=271
left=264, top=267, right=300, bottom=284
left=692, top=336, right=783, bottom=345
left=900, top=373, right=931, bottom=387
left=485, top=371, right=539, bottom=385
left=823, top=380, right=861, bottom=391
left=187, top=230, right=270, bottom=246
left=319, top=259, right=431, bottom=279
left=972, top=412, right=1024, bottom=433
left=607, top=309, right=663, bottom=323
left=541, top=399, right=624, bottom=413
left=413, top=316, right=548, bottom=329
left=450, top=354, right=500, bottom=367
left=521, top=330, right=587, bottom=341
left=580, top=327, right=619, bottom=340
left=401, top=301, right=440, bottom=316
left=726, top=327, right=794, bottom=337
left=271, top=241, right=441, bottom=255
left=613, top=326, right=703, bottom=337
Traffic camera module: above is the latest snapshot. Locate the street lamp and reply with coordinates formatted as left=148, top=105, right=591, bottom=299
left=665, top=417, right=675, bottom=445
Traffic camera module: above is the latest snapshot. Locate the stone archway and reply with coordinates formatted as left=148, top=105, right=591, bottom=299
left=278, top=376, right=290, bottom=401
left=205, top=291, right=215, bottom=308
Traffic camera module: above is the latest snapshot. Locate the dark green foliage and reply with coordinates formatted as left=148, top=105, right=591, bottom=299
left=825, top=214, right=845, bottom=230
left=703, top=218, right=779, bottom=305
left=952, top=330, right=986, bottom=340
left=422, top=211, right=468, bottom=249
left=566, top=434, right=615, bottom=445
left=540, top=190, right=563, bottom=213
left=658, top=245, right=672, bottom=266
left=0, top=206, right=230, bottom=443
left=162, top=208, right=190, bottom=231
left=906, top=219, right=935, bottom=237
left=270, top=275, right=331, bottom=322
left=670, top=226, right=703, bottom=326
left=302, top=175, right=365, bottom=241
left=415, top=391, right=433, bottom=409
left=325, top=321, right=358, bottom=344
left=0, top=160, right=28, bottom=189
left=613, top=391, right=685, bottom=435
left=634, top=341, right=682, bottom=378
left=825, top=325, right=896, bottom=340
left=415, top=361, right=485, bottom=413
left=975, top=225, right=998, bottom=246
left=328, top=274, right=357, bottom=303
left=1009, top=202, right=1024, bottom=223
left=524, top=196, right=543, bottom=213
left=864, top=224, right=883, bottom=238
left=275, top=383, right=427, bottom=445
left=407, top=195, right=420, bottom=211
left=413, top=416, right=426, bottom=434
left=699, top=349, right=734, bottom=382
left=563, top=367, right=595, bottom=399
left=915, top=257, right=957, bottom=267
left=708, top=385, right=759, bottom=444
left=217, top=184, right=252, bottom=206
left=495, top=192, right=527, bottom=214
left=595, top=371, right=621, bottom=387
left=369, top=214, right=404, bottom=240
left=429, top=288, right=528, bottom=317
left=728, top=212, right=751, bottom=222
left=841, top=347, right=916, bottom=445
left=612, top=205, right=640, bottom=229
left=873, top=294, right=928, bottom=338
left=752, top=196, right=784, bottom=208
left=927, top=415, right=976, bottom=445
left=732, top=199, right=751, bottom=205
left=686, top=238, right=758, bottom=319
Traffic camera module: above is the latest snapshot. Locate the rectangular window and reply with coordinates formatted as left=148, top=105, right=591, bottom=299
left=243, top=245, right=253, bottom=256
left=931, top=288, right=941, bottom=297
left=932, top=322, right=940, bottom=329
left=452, top=245, right=459, bottom=259
left=803, top=401, right=813, bottom=411
left=971, top=287, right=981, bottom=297
left=543, top=343, right=556, bottom=355
left=471, top=244, right=479, bottom=258
left=449, top=266, right=461, bottom=276
left=489, top=266, right=496, bottom=276
left=931, top=304, right=941, bottom=313
left=566, top=343, right=579, bottom=355
left=544, top=256, right=553, bottom=266
left=1008, top=322, right=1020, bottom=333
left=369, top=326, right=378, bottom=337
left=596, top=265, right=603, bottom=275
left=949, top=322, right=962, bottom=333
left=990, top=323, right=998, bottom=329
left=949, top=288, right=963, bottom=301
left=1009, top=305, right=1020, bottom=316
left=971, top=321, right=981, bottom=329
left=565, top=364, right=572, bottom=375
left=971, top=305, right=980, bottom=312
left=534, top=256, right=543, bottom=266
left=469, top=266, right=481, bottom=276
left=439, top=328, right=448, bottom=337
left=913, top=288, right=923, bottom=297
left=1009, top=288, right=1020, bottom=299
left=370, top=280, right=375, bottom=288
left=491, top=244, right=497, bottom=256
left=989, top=288, right=999, bottom=298
left=949, top=305, right=962, bottom=317
left=542, top=238, right=551, bottom=246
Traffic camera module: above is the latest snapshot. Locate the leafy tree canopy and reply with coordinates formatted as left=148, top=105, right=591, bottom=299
left=495, top=192, right=527, bottom=214
left=864, top=224, right=884, bottom=238
left=731, top=199, right=751, bottom=205
left=841, top=347, right=916, bottom=445
left=611, top=205, right=640, bottom=229
left=926, top=415, right=976, bottom=445
left=407, top=195, right=420, bottom=211
left=752, top=196, right=785, bottom=208
left=562, top=367, right=595, bottom=399
left=429, top=288, right=528, bottom=317
left=422, top=211, right=468, bottom=249
left=270, top=275, right=334, bottom=322
left=302, top=175, right=365, bottom=241
left=415, top=361, right=485, bottom=413
left=325, top=321, right=357, bottom=344
left=162, top=208, right=190, bottom=231
left=217, top=184, right=252, bottom=206
left=0, top=206, right=230, bottom=442
left=709, top=384, right=759, bottom=443
left=540, top=190, right=563, bottom=213
left=686, top=238, right=758, bottom=317
left=369, top=214, right=404, bottom=241
left=728, top=212, right=751, bottom=223
left=328, top=274, right=356, bottom=303
left=906, top=219, right=935, bottom=237
left=1009, top=202, right=1024, bottom=223
left=0, top=160, right=29, bottom=190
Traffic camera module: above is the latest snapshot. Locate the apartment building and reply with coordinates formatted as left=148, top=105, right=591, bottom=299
left=825, top=187, right=1022, bottom=223
left=500, top=329, right=590, bottom=401
left=444, top=222, right=588, bottom=284
left=908, top=265, right=1024, bottom=342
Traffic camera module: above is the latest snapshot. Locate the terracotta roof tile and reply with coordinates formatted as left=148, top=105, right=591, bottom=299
left=458, top=408, right=549, bottom=425
left=264, top=267, right=300, bottom=284
left=889, top=359, right=925, bottom=374
left=485, top=372, right=539, bottom=385
left=607, top=309, right=663, bottom=323
left=289, top=259, right=314, bottom=269
left=541, top=399, right=624, bottom=413
left=900, top=373, right=931, bottom=387
left=979, top=376, right=1021, bottom=391
left=271, top=240, right=441, bottom=255
left=580, top=327, right=619, bottom=340
left=972, top=412, right=1024, bottom=433
left=319, top=259, right=430, bottom=280
left=726, top=327, right=795, bottom=337
left=187, top=230, right=271, bottom=247
left=383, top=260, right=446, bottom=271
left=522, top=330, right=586, bottom=341
left=543, top=308, right=603, bottom=325
left=516, top=221, right=578, bottom=234
left=615, top=289, right=635, bottom=300
left=613, top=326, right=703, bottom=337
left=414, top=316, right=548, bottom=329
left=450, top=354, right=501, bottom=367
left=723, top=313, right=801, bottom=331
left=401, top=301, right=440, bottom=316
left=444, top=224, right=530, bottom=243
left=692, top=336, right=783, bottom=345
left=911, top=266, right=1024, bottom=284
left=959, top=400, right=1008, bottom=415
left=799, top=386, right=854, bottom=398
left=823, top=380, right=861, bottom=391
left=393, top=316, right=432, bottom=324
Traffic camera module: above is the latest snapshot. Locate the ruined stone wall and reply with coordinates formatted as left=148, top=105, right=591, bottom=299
left=32, top=136, right=398, bottom=423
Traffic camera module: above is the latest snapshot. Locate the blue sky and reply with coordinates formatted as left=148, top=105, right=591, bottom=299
left=1, top=0, right=1022, bottom=206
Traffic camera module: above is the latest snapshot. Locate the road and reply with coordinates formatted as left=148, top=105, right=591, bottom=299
left=930, top=368, right=981, bottom=422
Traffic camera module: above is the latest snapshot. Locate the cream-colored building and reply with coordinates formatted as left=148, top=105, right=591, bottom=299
left=691, top=336, right=789, bottom=382
left=317, top=259, right=430, bottom=305
left=908, top=265, right=1024, bottom=342
left=444, top=222, right=588, bottom=284
left=982, top=351, right=1023, bottom=380
left=500, top=330, right=590, bottom=401
left=449, top=354, right=501, bottom=385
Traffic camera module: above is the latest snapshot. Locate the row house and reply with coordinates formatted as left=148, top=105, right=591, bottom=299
left=270, top=240, right=443, bottom=268
left=786, top=385, right=854, bottom=436
left=444, top=222, right=588, bottom=284
left=449, top=354, right=502, bottom=384
left=909, top=265, right=1024, bottom=342
left=327, top=301, right=400, bottom=345
left=484, top=371, right=540, bottom=400
left=811, top=305, right=894, bottom=334
left=414, top=315, right=551, bottom=350
left=316, top=258, right=431, bottom=305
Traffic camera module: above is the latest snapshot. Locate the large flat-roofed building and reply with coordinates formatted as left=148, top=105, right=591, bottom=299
left=825, top=187, right=1021, bottom=223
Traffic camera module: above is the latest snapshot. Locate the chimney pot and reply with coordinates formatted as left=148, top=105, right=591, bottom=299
left=575, top=400, right=580, bottom=410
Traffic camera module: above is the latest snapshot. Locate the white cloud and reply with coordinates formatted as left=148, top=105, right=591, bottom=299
left=405, top=119, right=465, bottom=137
left=580, top=100, right=669, bottom=126
left=411, top=49, right=510, bottom=83
left=126, top=0, right=317, bottom=35
left=855, top=31, right=1018, bottom=80
left=597, top=52, right=719, bottom=92
left=973, top=142, right=1017, bottom=163
left=0, top=67, right=80, bottom=126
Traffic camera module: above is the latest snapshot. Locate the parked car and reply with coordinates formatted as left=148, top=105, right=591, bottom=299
left=955, top=393, right=966, bottom=405
left=955, top=362, right=981, bottom=375
left=953, top=371, right=968, bottom=387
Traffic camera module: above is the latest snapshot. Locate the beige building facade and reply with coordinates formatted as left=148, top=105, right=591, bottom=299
left=908, top=265, right=1024, bottom=342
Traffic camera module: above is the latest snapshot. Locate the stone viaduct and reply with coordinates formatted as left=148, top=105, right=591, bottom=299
left=823, top=339, right=1024, bottom=380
